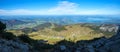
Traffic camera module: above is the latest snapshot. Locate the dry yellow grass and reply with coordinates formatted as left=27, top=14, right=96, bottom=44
left=7, top=30, right=24, bottom=36
left=29, top=24, right=105, bottom=44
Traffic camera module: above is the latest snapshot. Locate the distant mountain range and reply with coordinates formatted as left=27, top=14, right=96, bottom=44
left=0, top=19, right=27, bottom=28
left=0, top=15, right=120, bottom=29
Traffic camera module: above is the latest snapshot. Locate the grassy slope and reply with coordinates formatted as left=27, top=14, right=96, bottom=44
left=29, top=24, right=109, bottom=44
left=8, top=23, right=115, bottom=44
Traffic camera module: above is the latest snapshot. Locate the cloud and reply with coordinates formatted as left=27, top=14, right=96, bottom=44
left=0, top=9, right=49, bottom=15
left=0, top=1, right=119, bottom=15
left=0, top=1, right=79, bottom=15
left=47, top=1, right=79, bottom=14
left=0, top=9, right=31, bottom=15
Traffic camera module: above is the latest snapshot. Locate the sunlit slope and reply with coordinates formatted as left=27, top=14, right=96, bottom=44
left=29, top=24, right=110, bottom=44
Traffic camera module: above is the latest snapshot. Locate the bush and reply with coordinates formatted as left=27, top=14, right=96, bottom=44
left=18, top=34, right=33, bottom=44
left=52, top=26, right=67, bottom=32
left=0, top=21, right=16, bottom=40
left=55, top=40, right=74, bottom=46
left=0, top=32, right=16, bottom=40
left=0, top=21, right=6, bottom=33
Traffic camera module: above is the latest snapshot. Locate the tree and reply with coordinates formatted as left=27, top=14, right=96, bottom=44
left=0, top=21, right=16, bottom=40
left=0, top=21, right=6, bottom=33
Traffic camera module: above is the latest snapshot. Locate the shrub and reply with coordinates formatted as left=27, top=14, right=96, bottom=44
left=0, top=21, right=16, bottom=40
left=55, top=40, right=74, bottom=46
left=0, top=32, right=16, bottom=40
left=18, top=34, right=33, bottom=44
left=52, top=26, right=67, bottom=32
left=0, top=21, right=6, bottom=33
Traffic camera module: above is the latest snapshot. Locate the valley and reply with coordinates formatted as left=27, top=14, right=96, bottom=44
left=0, top=15, right=120, bottom=52
left=0, top=0, right=120, bottom=51
left=0, top=15, right=119, bottom=44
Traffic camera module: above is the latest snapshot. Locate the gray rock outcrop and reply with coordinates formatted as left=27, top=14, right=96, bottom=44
left=99, top=24, right=119, bottom=32
left=0, top=39, right=31, bottom=52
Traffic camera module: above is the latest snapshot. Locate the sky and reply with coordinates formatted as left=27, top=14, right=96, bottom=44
left=0, top=0, right=120, bottom=15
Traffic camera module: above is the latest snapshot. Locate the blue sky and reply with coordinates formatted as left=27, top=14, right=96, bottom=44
left=0, top=0, right=120, bottom=15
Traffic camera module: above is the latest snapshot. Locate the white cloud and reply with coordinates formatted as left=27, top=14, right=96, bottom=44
left=47, top=1, right=79, bottom=14
left=0, top=9, right=49, bottom=15
left=0, top=1, right=119, bottom=15
left=0, top=1, right=80, bottom=15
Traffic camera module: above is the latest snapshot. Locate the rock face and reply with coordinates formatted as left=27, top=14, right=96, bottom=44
left=0, top=39, right=31, bottom=52
left=99, top=24, right=119, bottom=32
left=99, top=25, right=120, bottom=52
left=89, top=25, right=120, bottom=52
